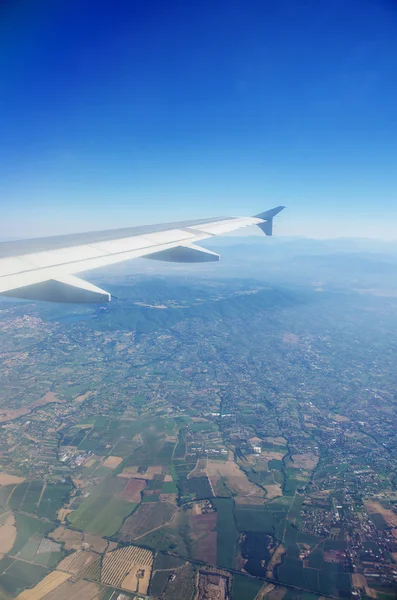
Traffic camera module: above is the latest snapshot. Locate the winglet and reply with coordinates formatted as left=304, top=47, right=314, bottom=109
left=254, top=206, right=285, bottom=236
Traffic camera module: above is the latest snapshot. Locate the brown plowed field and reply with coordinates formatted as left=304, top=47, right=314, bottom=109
left=83, top=533, right=108, bottom=553
left=103, top=456, right=123, bottom=469
left=16, top=571, right=70, bottom=600
left=190, top=512, right=217, bottom=536
left=193, top=531, right=217, bottom=565
left=120, top=478, right=146, bottom=502
left=289, top=454, right=319, bottom=469
left=365, top=499, right=397, bottom=527
left=57, top=550, right=99, bottom=574
left=206, top=459, right=265, bottom=502
left=0, top=473, right=25, bottom=485
left=189, top=511, right=217, bottom=565
left=118, top=465, right=162, bottom=480
left=121, top=501, right=177, bottom=539
left=39, top=578, right=99, bottom=600
left=49, top=526, right=83, bottom=550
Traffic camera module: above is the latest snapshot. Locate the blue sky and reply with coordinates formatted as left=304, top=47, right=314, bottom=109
left=1, top=0, right=396, bottom=239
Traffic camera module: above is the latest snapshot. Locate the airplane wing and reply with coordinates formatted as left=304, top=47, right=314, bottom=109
left=0, top=206, right=285, bottom=303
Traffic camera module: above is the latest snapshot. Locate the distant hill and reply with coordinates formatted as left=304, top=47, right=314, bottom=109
left=88, top=283, right=305, bottom=333
left=89, top=236, right=397, bottom=291
left=13, top=277, right=308, bottom=333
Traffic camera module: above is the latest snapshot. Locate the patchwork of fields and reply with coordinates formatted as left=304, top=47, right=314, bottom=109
left=0, top=414, right=377, bottom=599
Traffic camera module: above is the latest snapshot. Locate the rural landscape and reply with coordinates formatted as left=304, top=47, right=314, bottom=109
left=0, top=239, right=397, bottom=599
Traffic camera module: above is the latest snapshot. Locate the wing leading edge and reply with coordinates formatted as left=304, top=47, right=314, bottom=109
left=0, top=207, right=285, bottom=303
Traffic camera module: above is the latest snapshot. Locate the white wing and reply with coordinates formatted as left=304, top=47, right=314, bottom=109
left=0, top=207, right=285, bottom=303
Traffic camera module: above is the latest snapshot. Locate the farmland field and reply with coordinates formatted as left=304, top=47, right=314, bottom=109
left=58, top=549, right=100, bottom=574
left=0, top=485, right=15, bottom=509
left=153, top=554, right=186, bottom=570
left=120, top=479, right=147, bottom=502
left=178, top=475, right=213, bottom=501
left=0, top=560, right=49, bottom=597
left=162, top=562, right=196, bottom=600
left=21, top=481, right=44, bottom=514
left=18, top=535, right=42, bottom=560
left=231, top=574, right=264, bottom=600
left=235, top=505, right=276, bottom=533
left=188, top=510, right=218, bottom=565
left=212, top=498, right=238, bottom=569
left=48, top=527, right=82, bottom=550
left=36, top=482, right=73, bottom=520
left=69, top=496, right=135, bottom=536
left=15, top=570, right=71, bottom=600
left=19, top=576, right=101, bottom=600
left=8, top=482, right=30, bottom=511
left=10, top=514, right=54, bottom=557
left=101, top=545, right=153, bottom=594
left=0, top=513, right=16, bottom=554
left=68, top=478, right=136, bottom=536
left=121, top=501, right=177, bottom=540
left=8, top=480, right=44, bottom=514
left=150, top=569, right=171, bottom=597
left=207, top=458, right=265, bottom=503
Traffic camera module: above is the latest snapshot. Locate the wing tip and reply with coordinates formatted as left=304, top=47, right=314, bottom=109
left=254, top=206, right=286, bottom=236
left=253, top=206, right=286, bottom=220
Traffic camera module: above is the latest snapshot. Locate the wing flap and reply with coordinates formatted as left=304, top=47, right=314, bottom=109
left=145, top=243, right=220, bottom=263
left=0, top=275, right=111, bottom=303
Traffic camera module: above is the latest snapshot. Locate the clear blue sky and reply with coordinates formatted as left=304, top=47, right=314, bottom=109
left=1, top=0, right=396, bottom=238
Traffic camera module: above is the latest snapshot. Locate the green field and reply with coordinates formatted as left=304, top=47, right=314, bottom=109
left=0, top=485, right=14, bottom=509
left=63, top=418, right=143, bottom=457
left=213, top=498, right=238, bottom=569
left=0, top=561, right=49, bottom=597
left=189, top=421, right=217, bottom=432
left=68, top=478, right=136, bottom=536
left=138, top=526, right=189, bottom=557
left=8, top=480, right=45, bottom=515
left=8, top=482, right=29, bottom=511
left=231, top=574, right=263, bottom=600
left=34, top=549, right=64, bottom=568
left=36, top=481, right=73, bottom=520
left=150, top=570, right=171, bottom=597
left=268, top=459, right=283, bottom=470
left=21, top=480, right=44, bottom=514
left=10, top=514, right=54, bottom=557
left=17, top=535, right=42, bottom=560
left=92, top=466, right=113, bottom=478
left=112, top=439, right=139, bottom=457
left=142, top=494, right=160, bottom=503
left=154, top=554, right=186, bottom=570
left=0, top=556, right=13, bottom=576
left=161, top=481, right=178, bottom=493
left=235, top=506, right=276, bottom=533
left=125, top=437, right=176, bottom=467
